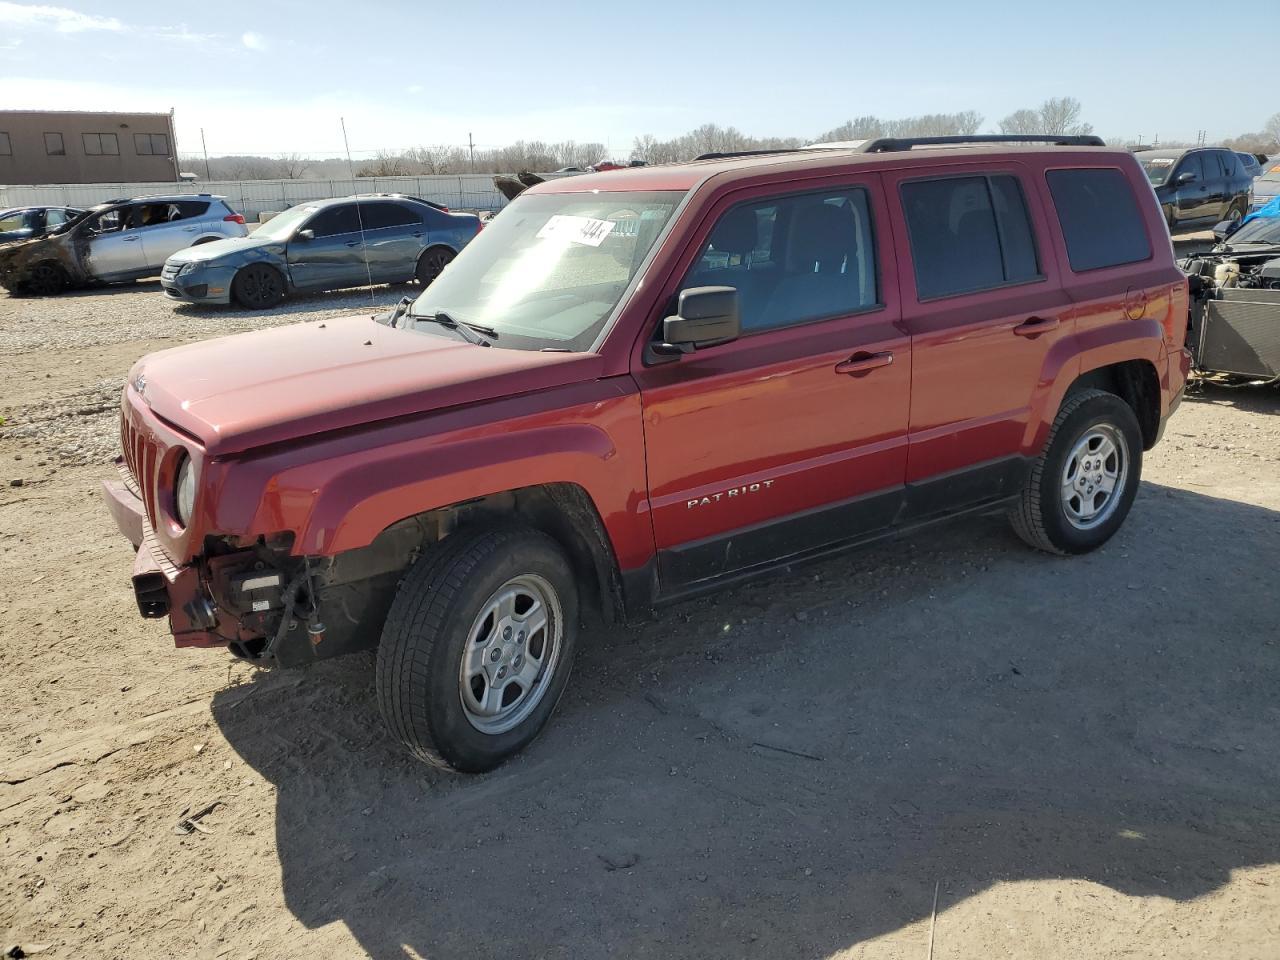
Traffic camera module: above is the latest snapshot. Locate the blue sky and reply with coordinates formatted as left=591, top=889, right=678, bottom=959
left=0, top=0, right=1272, bottom=159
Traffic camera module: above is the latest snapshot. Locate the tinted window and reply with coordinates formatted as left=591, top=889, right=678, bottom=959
left=1046, top=168, right=1152, bottom=272
left=1175, top=153, right=1203, bottom=181
left=361, top=202, right=421, bottom=230
left=683, top=187, right=878, bottom=333
left=0, top=132, right=10, bottom=156
left=308, top=205, right=361, bottom=237
left=82, top=132, right=119, bottom=156
left=133, top=133, right=169, bottom=156
left=901, top=175, right=1040, bottom=300
left=44, top=132, right=64, bottom=156
left=1217, top=151, right=1239, bottom=178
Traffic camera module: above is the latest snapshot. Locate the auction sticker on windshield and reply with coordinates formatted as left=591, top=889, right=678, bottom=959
left=536, top=215, right=616, bottom=247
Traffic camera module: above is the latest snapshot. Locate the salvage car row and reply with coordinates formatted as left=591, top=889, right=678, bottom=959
left=0, top=193, right=482, bottom=307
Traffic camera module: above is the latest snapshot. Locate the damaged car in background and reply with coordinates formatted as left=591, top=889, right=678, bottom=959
left=1180, top=198, right=1280, bottom=384
left=0, top=194, right=248, bottom=296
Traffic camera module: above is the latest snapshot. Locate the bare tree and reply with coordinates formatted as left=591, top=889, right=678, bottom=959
left=1038, top=97, right=1092, bottom=136
left=999, top=109, right=1042, bottom=135
left=277, top=153, right=308, bottom=179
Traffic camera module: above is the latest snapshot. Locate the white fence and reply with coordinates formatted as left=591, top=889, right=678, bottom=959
left=0, top=174, right=508, bottom=219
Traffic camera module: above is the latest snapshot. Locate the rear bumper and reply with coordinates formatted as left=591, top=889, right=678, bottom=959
left=101, top=468, right=226, bottom=649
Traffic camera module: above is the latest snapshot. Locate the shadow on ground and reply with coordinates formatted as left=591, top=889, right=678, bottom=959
left=213, top=483, right=1280, bottom=959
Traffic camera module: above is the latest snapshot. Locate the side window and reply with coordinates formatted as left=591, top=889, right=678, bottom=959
left=361, top=202, right=421, bottom=230
left=1045, top=168, right=1152, bottom=272
left=44, top=133, right=64, bottom=156
left=88, top=208, right=125, bottom=234
left=683, top=187, right=877, bottom=333
left=45, top=209, right=69, bottom=227
left=308, top=205, right=361, bottom=238
left=901, top=174, right=1041, bottom=300
left=0, top=132, right=11, bottom=156
left=172, top=201, right=210, bottom=219
left=1217, top=151, right=1239, bottom=178
left=1176, top=153, right=1203, bottom=182
left=82, top=132, right=119, bottom=156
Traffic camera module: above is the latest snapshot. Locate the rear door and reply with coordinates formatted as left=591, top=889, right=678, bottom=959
left=83, top=205, right=148, bottom=280
left=357, top=201, right=426, bottom=282
left=633, top=176, right=912, bottom=590
left=286, top=204, right=370, bottom=290
left=137, top=201, right=210, bottom=270
left=884, top=164, right=1072, bottom=514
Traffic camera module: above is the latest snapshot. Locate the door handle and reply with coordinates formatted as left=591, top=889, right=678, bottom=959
left=834, top=351, right=894, bottom=375
left=123, top=236, right=139, bottom=242
left=183, top=226, right=198, bottom=232
left=1013, top=315, right=1059, bottom=337
left=345, top=240, right=361, bottom=247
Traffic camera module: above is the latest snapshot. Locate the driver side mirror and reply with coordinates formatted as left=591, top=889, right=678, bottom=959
left=646, top=286, right=740, bottom=364
left=1175, top=171, right=1198, bottom=186
left=1213, top=218, right=1243, bottom=241
left=295, top=228, right=315, bottom=242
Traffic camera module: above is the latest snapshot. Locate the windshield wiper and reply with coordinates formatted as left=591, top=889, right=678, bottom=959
left=412, top=310, right=496, bottom=346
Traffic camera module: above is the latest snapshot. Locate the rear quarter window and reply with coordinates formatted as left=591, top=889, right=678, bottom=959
left=1045, top=168, right=1152, bottom=272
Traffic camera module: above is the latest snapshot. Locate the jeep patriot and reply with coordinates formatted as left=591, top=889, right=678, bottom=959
left=103, top=135, right=1191, bottom=771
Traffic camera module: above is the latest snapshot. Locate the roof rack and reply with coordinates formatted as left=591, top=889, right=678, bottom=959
left=858, top=134, right=1106, bottom=152
left=695, top=135, right=1105, bottom=163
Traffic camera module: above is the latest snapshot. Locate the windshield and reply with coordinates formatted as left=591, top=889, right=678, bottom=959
left=251, top=204, right=317, bottom=241
left=409, top=190, right=683, bottom=351
left=1139, top=157, right=1177, bottom=186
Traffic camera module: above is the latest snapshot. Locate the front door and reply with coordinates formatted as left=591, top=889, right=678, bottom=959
left=884, top=166, right=1072, bottom=514
left=82, top=205, right=148, bottom=280
left=1170, top=153, right=1213, bottom=225
left=286, top=204, right=372, bottom=290
left=633, top=178, right=911, bottom=591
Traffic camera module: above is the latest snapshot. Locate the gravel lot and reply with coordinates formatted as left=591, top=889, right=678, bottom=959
left=1, top=279, right=1278, bottom=960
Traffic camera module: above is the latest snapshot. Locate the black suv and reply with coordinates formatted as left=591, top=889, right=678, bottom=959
left=1136, top=147, right=1252, bottom=234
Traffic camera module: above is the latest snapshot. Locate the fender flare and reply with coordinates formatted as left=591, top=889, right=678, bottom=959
left=1024, top=318, right=1164, bottom=456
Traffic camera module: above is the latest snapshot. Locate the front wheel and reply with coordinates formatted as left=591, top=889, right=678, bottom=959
left=231, top=264, right=286, bottom=309
left=1010, top=388, right=1143, bottom=555
left=376, top=524, right=579, bottom=772
left=26, top=260, right=70, bottom=296
left=415, top=247, right=454, bottom=286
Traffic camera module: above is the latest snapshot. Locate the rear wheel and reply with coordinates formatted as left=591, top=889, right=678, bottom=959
left=1010, top=388, right=1143, bottom=555
left=26, top=260, right=70, bottom=296
left=376, top=524, right=579, bottom=772
left=1223, top=200, right=1246, bottom=227
left=415, top=247, right=454, bottom=286
left=231, top=264, right=286, bottom=309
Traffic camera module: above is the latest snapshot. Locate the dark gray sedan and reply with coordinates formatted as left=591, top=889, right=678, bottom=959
left=161, top=194, right=482, bottom=309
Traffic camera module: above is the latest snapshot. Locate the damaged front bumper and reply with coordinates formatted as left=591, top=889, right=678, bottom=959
left=101, top=465, right=228, bottom=649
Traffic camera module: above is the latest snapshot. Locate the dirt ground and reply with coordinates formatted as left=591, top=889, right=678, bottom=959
left=1, top=279, right=1278, bottom=960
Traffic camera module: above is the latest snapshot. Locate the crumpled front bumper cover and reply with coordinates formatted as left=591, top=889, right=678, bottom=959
left=101, top=465, right=226, bottom=649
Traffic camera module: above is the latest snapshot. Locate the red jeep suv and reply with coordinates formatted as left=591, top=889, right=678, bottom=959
left=103, top=135, right=1191, bottom=771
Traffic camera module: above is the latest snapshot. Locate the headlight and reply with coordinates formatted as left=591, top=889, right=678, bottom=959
left=177, top=261, right=198, bottom=277
left=175, top=453, right=196, bottom=527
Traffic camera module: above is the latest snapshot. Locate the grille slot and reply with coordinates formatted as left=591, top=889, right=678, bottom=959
left=121, top=407, right=162, bottom=528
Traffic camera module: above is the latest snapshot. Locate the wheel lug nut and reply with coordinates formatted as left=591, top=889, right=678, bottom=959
left=497, top=666, right=507, bottom=679
left=502, top=626, right=512, bottom=641
left=490, top=648, right=501, bottom=662
left=517, top=632, right=525, bottom=644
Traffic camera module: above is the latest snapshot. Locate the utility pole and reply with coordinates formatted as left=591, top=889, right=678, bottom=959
left=200, top=127, right=211, bottom=181
left=468, top=132, right=475, bottom=173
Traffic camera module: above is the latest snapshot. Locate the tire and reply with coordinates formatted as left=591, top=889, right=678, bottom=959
left=415, top=247, right=454, bottom=286
left=1223, top=201, right=1246, bottom=226
left=231, top=263, right=286, bottom=309
left=376, top=524, right=579, bottom=772
left=26, top=260, right=70, bottom=297
left=1010, top=388, right=1143, bottom=555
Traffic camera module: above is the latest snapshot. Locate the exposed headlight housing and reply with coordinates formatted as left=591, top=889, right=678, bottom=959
left=177, top=261, right=198, bottom=277
left=175, top=453, right=196, bottom=527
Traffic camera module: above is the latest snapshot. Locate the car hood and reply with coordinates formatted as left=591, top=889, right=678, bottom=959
left=130, top=314, right=604, bottom=456
left=1253, top=180, right=1280, bottom=199
left=166, top=234, right=281, bottom=264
